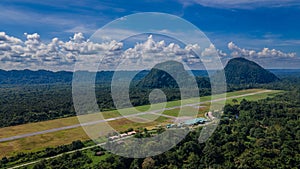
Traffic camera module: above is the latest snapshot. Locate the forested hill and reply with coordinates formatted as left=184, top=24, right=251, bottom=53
left=224, top=57, right=279, bottom=84
left=137, top=61, right=211, bottom=89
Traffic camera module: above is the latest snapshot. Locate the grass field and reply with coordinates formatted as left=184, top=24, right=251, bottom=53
left=226, top=90, right=281, bottom=104
left=0, top=89, right=283, bottom=158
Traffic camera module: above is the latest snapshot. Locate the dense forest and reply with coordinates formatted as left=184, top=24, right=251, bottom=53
left=221, top=57, right=279, bottom=84
left=1, top=87, right=299, bottom=168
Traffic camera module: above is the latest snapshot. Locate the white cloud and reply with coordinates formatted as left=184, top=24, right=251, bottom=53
left=24, top=33, right=40, bottom=41
left=117, top=35, right=205, bottom=70
left=217, top=49, right=227, bottom=57
left=70, top=32, right=85, bottom=43
left=0, top=44, right=12, bottom=51
left=0, top=32, right=208, bottom=71
left=0, top=32, right=124, bottom=71
left=3, top=31, right=297, bottom=71
left=257, top=48, right=296, bottom=58
left=0, top=32, right=22, bottom=44
left=201, top=44, right=215, bottom=57
left=3, top=31, right=268, bottom=71
left=223, top=41, right=300, bottom=69
left=228, top=41, right=296, bottom=58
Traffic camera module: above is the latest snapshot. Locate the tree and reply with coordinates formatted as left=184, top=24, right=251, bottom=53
left=142, top=157, right=155, bottom=169
left=182, top=153, right=201, bottom=169
left=70, top=140, right=84, bottom=150
left=33, top=160, right=47, bottom=169
left=232, top=99, right=238, bottom=104
left=1, top=157, right=8, bottom=164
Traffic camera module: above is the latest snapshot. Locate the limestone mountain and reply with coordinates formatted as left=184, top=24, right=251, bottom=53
left=223, top=57, right=279, bottom=84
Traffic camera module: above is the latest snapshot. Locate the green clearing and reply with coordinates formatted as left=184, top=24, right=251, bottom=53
left=161, top=89, right=282, bottom=117
left=102, top=88, right=267, bottom=118
left=225, top=90, right=283, bottom=104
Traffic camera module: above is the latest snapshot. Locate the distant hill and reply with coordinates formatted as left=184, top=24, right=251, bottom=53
left=0, top=69, right=73, bottom=84
left=2, top=57, right=281, bottom=86
left=224, top=57, right=279, bottom=84
left=0, top=70, right=148, bottom=85
left=137, top=61, right=210, bottom=89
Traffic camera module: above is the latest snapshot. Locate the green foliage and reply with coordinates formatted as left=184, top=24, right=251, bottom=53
left=0, top=140, right=87, bottom=168
left=223, top=57, right=279, bottom=84
left=32, top=151, right=92, bottom=169
left=137, top=60, right=210, bottom=89
left=142, top=157, right=155, bottom=169
left=76, top=90, right=300, bottom=168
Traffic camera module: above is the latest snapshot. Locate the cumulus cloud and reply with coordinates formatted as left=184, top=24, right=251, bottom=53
left=0, top=32, right=123, bottom=70
left=228, top=41, right=296, bottom=58
left=3, top=31, right=296, bottom=71
left=0, top=32, right=22, bottom=44
left=1, top=32, right=214, bottom=71
left=201, top=44, right=227, bottom=58
left=224, top=41, right=300, bottom=68
left=0, top=44, right=11, bottom=51
left=117, top=35, right=206, bottom=69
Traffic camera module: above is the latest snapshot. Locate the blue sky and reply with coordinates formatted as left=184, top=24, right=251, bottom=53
left=0, top=0, right=300, bottom=70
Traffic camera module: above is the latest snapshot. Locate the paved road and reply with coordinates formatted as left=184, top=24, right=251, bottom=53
left=0, top=90, right=271, bottom=143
